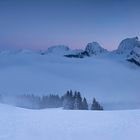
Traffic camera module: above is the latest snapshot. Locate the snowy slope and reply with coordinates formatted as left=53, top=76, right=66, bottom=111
left=0, top=103, right=140, bottom=140
left=113, top=37, right=140, bottom=56
left=113, top=36, right=140, bottom=66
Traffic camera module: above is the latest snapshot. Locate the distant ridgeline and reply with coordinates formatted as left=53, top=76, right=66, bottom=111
left=0, top=90, right=103, bottom=110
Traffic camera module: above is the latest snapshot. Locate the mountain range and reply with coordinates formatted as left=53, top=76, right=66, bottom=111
left=1, top=37, right=140, bottom=66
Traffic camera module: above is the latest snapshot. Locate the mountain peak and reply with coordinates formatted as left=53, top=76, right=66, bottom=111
left=85, top=42, right=108, bottom=55
left=115, top=37, right=140, bottom=55
left=41, top=45, right=70, bottom=55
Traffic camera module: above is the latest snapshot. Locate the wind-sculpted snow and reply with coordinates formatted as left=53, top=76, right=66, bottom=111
left=0, top=104, right=140, bottom=140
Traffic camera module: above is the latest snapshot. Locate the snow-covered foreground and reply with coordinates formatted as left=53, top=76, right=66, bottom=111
left=0, top=103, right=140, bottom=140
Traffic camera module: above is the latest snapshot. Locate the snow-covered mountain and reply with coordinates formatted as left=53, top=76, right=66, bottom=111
left=114, top=37, right=140, bottom=55
left=127, top=46, right=140, bottom=66
left=127, top=38, right=140, bottom=66
left=40, top=45, right=70, bottom=55
left=85, top=42, right=108, bottom=55
left=111, top=36, right=140, bottom=66
left=64, top=42, right=108, bottom=58
left=1, top=37, right=140, bottom=65
left=64, top=37, right=140, bottom=65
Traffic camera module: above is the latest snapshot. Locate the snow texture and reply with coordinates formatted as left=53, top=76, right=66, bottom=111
left=0, top=103, right=140, bottom=140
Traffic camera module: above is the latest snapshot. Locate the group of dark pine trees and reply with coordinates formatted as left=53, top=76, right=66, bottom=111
left=0, top=90, right=103, bottom=110
left=62, top=90, right=103, bottom=110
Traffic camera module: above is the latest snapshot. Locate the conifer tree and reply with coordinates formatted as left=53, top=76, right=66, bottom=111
left=82, top=97, right=88, bottom=110
left=91, top=98, right=103, bottom=110
left=74, top=91, right=83, bottom=110
left=63, top=90, right=74, bottom=110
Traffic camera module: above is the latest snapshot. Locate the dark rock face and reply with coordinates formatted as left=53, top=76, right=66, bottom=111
left=64, top=51, right=89, bottom=58
left=127, top=47, right=140, bottom=67
left=127, top=58, right=140, bottom=67
left=64, top=41, right=107, bottom=58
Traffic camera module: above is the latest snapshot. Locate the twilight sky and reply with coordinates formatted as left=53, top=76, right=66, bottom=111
left=0, top=0, right=140, bottom=50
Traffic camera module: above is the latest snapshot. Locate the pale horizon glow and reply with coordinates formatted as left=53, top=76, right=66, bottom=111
left=0, top=0, right=140, bottom=51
